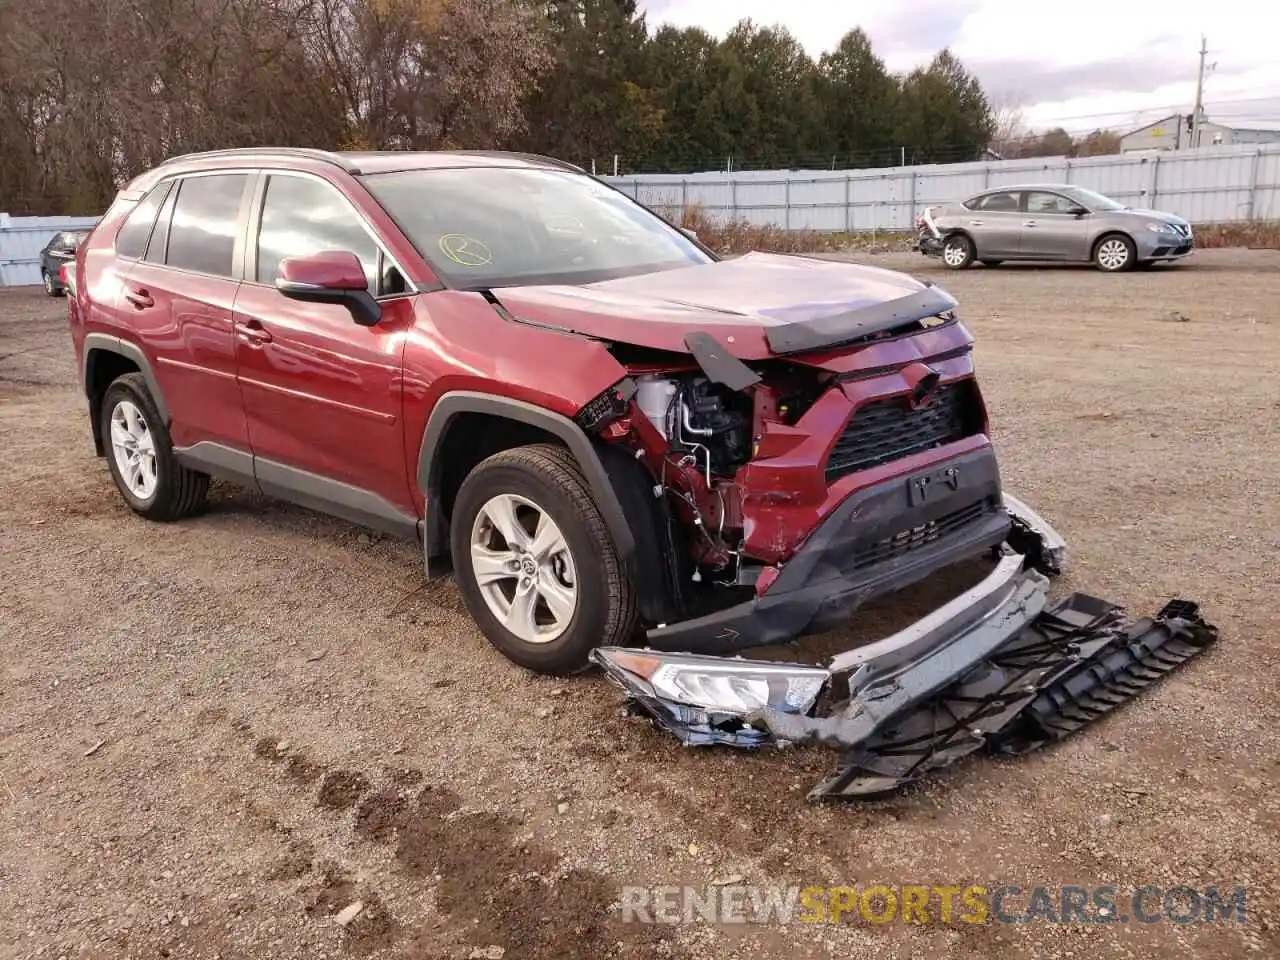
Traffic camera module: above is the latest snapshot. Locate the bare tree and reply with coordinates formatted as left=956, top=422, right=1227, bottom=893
left=0, top=0, right=550, bottom=214
left=988, top=96, right=1028, bottom=157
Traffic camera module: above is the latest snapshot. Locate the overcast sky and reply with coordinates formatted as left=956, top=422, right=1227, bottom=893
left=639, top=0, right=1280, bottom=134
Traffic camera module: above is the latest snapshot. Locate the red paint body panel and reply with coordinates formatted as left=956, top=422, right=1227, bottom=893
left=491, top=251, right=947, bottom=360
left=398, top=291, right=628, bottom=511
left=122, top=262, right=248, bottom=451
left=232, top=284, right=416, bottom=510
left=68, top=198, right=139, bottom=384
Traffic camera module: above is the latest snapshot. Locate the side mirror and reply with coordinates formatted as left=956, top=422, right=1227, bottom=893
left=681, top=226, right=699, bottom=241
left=275, top=250, right=381, bottom=327
left=1070, top=206, right=1088, bottom=217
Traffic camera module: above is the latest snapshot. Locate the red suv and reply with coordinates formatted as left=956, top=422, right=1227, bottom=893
left=69, top=148, right=1013, bottom=675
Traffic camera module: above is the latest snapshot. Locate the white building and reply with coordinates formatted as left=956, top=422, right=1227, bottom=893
left=1119, top=114, right=1280, bottom=153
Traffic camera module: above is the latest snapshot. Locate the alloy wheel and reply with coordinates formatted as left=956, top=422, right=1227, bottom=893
left=1097, top=238, right=1130, bottom=270
left=109, top=399, right=159, bottom=500
left=943, top=241, right=968, bottom=266
left=470, top=493, right=578, bottom=644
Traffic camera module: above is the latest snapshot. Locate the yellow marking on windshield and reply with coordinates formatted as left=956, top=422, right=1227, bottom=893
left=438, top=234, right=493, bottom=267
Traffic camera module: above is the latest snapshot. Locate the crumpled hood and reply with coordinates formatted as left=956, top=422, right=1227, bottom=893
left=492, top=252, right=955, bottom=359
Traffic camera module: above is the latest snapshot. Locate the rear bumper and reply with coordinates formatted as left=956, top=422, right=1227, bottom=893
left=646, top=447, right=1010, bottom=653
left=915, top=234, right=944, bottom=256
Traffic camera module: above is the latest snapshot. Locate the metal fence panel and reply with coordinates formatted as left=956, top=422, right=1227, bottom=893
left=607, top=143, right=1280, bottom=232
left=1256, top=149, right=1280, bottom=220
left=0, top=214, right=100, bottom=286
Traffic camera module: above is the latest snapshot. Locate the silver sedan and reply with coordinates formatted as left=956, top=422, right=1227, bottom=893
left=916, top=184, right=1194, bottom=272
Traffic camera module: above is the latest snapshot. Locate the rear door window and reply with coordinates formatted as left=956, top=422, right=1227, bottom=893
left=973, top=191, right=1020, bottom=212
left=165, top=174, right=251, bottom=278
left=114, top=181, right=173, bottom=259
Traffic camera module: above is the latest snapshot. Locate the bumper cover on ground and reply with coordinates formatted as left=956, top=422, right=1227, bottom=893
left=594, top=534, right=1217, bottom=800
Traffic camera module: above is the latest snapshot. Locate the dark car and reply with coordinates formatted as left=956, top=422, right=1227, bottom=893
left=40, top=230, right=89, bottom=296
left=67, top=147, right=1047, bottom=677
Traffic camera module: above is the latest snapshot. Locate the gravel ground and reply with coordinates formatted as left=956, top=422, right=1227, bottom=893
left=2, top=249, right=1278, bottom=960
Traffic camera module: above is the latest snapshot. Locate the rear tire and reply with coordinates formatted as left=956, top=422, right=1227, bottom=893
left=42, top=271, right=61, bottom=297
left=450, top=443, right=638, bottom=675
left=943, top=235, right=975, bottom=269
left=101, top=373, right=209, bottom=521
left=1093, top=234, right=1136, bottom=272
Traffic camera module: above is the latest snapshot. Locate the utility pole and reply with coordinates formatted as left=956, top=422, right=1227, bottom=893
left=1190, top=34, right=1208, bottom=148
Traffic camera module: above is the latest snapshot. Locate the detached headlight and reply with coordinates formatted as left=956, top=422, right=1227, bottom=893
left=592, top=648, right=828, bottom=716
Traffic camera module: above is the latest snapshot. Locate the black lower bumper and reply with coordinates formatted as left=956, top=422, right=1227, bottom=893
left=915, top=233, right=944, bottom=256
left=646, top=447, right=1010, bottom=653
left=800, top=596, right=1219, bottom=799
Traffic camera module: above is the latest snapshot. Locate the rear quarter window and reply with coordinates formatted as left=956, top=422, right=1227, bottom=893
left=114, top=182, right=173, bottom=259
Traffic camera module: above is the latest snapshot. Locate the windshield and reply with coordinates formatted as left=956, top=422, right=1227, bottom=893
left=363, top=167, right=711, bottom=288
left=1066, top=186, right=1126, bottom=212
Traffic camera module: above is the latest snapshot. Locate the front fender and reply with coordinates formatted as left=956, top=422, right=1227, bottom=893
left=416, top=391, right=637, bottom=574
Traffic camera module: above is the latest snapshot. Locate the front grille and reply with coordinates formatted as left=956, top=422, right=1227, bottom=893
left=848, top=500, right=990, bottom=571
left=826, top=379, right=983, bottom=482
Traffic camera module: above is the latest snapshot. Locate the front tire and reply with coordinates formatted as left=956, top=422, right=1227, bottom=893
left=101, top=373, right=209, bottom=521
left=1094, top=234, right=1136, bottom=272
left=943, top=235, right=975, bottom=269
left=42, top=271, right=61, bottom=297
left=450, top=444, right=637, bottom=675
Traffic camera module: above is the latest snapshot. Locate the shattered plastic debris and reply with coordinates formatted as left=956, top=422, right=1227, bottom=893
left=594, top=537, right=1218, bottom=801
left=802, top=597, right=1218, bottom=799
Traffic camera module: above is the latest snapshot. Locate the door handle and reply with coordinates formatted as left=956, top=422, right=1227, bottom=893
left=237, top=319, right=273, bottom=346
left=124, top=287, right=154, bottom=309
left=1024, top=219, right=1038, bottom=227
left=968, top=219, right=984, bottom=226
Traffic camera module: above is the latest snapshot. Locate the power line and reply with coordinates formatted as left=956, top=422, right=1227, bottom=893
left=1018, top=94, right=1280, bottom=130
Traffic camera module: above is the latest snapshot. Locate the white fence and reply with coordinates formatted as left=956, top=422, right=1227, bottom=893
left=0, top=213, right=100, bottom=287
left=605, top=143, right=1280, bottom=232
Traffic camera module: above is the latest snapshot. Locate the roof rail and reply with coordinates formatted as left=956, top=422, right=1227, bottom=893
left=428, top=149, right=585, bottom=173
left=499, top=152, right=587, bottom=174
left=160, top=147, right=358, bottom=173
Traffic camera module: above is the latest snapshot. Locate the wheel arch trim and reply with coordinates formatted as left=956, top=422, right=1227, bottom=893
left=83, top=333, right=170, bottom=425
left=416, top=391, right=637, bottom=571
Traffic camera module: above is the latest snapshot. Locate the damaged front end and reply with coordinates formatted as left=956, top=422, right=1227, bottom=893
left=592, top=513, right=1217, bottom=801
